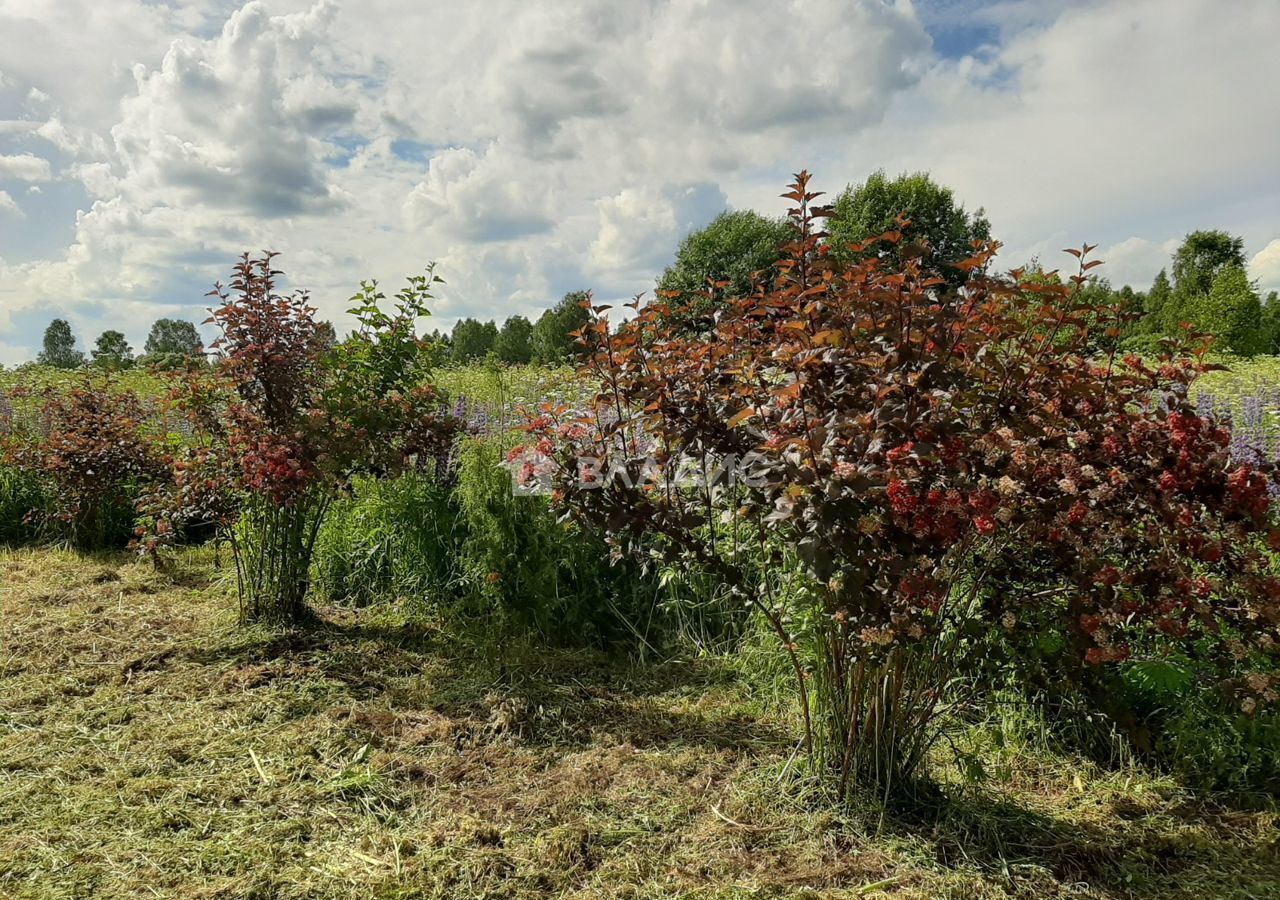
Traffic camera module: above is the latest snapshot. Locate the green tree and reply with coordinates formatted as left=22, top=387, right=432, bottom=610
left=421, top=328, right=451, bottom=367
left=1259, top=291, right=1280, bottom=355
left=1156, top=231, right=1254, bottom=351
left=90, top=330, right=135, bottom=369
left=450, top=318, right=498, bottom=364
left=1170, top=230, right=1246, bottom=298
left=1113, top=284, right=1144, bottom=328
left=143, top=318, right=203, bottom=357
left=656, top=210, right=791, bottom=299
left=315, top=321, right=338, bottom=347
left=827, top=170, right=991, bottom=286
left=1021, top=262, right=1136, bottom=355
left=37, top=318, right=85, bottom=369
left=1074, top=277, right=1141, bottom=355
left=1188, top=264, right=1264, bottom=355
left=1141, top=269, right=1174, bottom=334
left=532, top=291, right=591, bottom=365
left=494, top=315, right=534, bottom=365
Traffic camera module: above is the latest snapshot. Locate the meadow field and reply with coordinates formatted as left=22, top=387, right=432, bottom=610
left=3, top=288, right=1280, bottom=899
left=3, top=0, right=1277, bottom=896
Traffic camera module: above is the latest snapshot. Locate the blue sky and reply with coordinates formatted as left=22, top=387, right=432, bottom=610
left=1, top=0, right=1278, bottom=364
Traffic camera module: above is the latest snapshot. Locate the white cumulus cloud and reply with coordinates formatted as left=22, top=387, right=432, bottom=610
left=403, top=146, right=556, bottom=242
left=0, top=0, right=1276, bottom=364
left=588, top=183, right=729, bottom=284
left=1250, top=239, right=1280, bottom=296
left=0, top=189, right=22, bottom=217
left=0, top=152, right=51, bottom=181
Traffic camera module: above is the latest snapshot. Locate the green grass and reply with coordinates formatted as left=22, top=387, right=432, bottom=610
left=1194, top=354, right=1280, bottom=439
left=2, top=353, right=1276, bottom=412
left=0, top=365, right=167, bottom=396
left=0, top=363, right=578, bottom=442
left=1196, top=354, right=1280, bottom=398
left=434, top=362, right=583, bottom=436
left=2, top=547, right=1278, bottom=898
left=434, top=362, right=578, bottom=406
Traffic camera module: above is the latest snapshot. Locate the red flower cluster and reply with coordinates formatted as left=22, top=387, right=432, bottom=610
left=1227, top=464, right=1270, bottom=519
left=236, top=436, right=316, bottom=505
left=886, top=478, right=916, bottom=514
left=886, top=441, right=914, bottom=464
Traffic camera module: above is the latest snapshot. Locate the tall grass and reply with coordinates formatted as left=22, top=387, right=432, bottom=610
left=453, top=439, right=665, bottom=646
left=312, top=441, right=669, bottom=649
left=0, top=465, right=49, bottom=545
left=311, top=471, right=461, bottom=607
left=0, top=463, right=139, bottom=549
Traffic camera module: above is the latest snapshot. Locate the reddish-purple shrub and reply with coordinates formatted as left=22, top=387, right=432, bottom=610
left=3, top=380, right=165, bottom=548
left=524, top=172, right=1280, bottom=795
left=144, top=253, right=458, bottom=623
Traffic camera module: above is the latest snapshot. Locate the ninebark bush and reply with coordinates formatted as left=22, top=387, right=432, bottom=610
left=3, top=380, right=165, bottom=548
left=140, top=254, right=458, bottom=624
left=524, top=173, right=1280, bottom=798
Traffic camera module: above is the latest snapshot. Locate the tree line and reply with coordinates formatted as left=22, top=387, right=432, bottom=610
left=29, top=290, right=593, bottom=371
left=36, top=317, right=206, bottom=371
left=27, top=170, right=1278, bottom=370
left=424, top=290, right=591, bottom=366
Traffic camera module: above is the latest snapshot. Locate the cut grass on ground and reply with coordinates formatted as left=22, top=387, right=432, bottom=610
left=1, top=547, right=1277, bottom=899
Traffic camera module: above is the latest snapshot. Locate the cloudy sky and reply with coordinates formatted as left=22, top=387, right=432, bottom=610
left=0, top=0, right=1278, bottom=364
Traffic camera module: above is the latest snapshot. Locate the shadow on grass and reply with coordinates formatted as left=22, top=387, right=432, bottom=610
left=182, top=609, right=791, bottom=754
left=175, top=605, right=1278, bottom=897
left=852, top=778, right=1280, bottom=897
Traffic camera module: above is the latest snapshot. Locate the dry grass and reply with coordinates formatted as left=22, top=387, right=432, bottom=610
left=1, top=547, right=1277, bottom=899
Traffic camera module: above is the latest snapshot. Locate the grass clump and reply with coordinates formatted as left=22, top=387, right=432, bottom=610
left=312, top=471, right=461, bottom=608
left=312, top=443, right=667, bottom=651
left=0, top=465, right=49, bottom=545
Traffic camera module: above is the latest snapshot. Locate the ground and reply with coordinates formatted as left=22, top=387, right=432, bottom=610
left=1, top=547, right=1277, bottom=899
